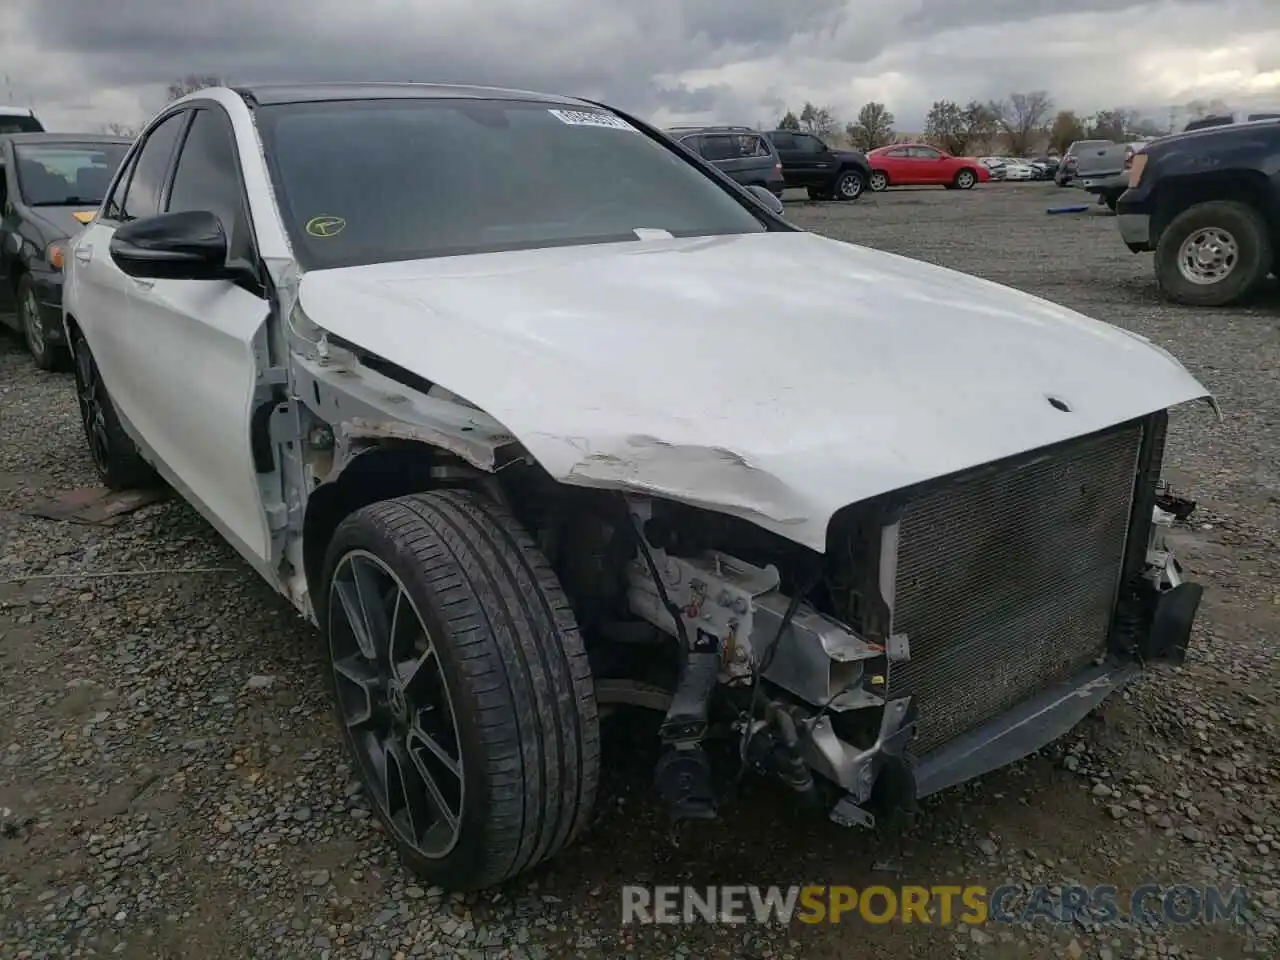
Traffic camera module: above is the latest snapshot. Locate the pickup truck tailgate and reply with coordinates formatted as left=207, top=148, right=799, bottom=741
left=1074, top=143, right=1129, bottom=181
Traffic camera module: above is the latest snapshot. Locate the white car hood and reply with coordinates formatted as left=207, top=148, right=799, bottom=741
left=298, top=231, right=1211, bottom=551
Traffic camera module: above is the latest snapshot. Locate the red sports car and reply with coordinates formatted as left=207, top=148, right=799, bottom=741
left=866, top=144, right=991, bottom=192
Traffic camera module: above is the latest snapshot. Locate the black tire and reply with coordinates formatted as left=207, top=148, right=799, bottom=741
left=868, top=170, right=889, bottom=192
left=69, top=328, right=157, bottom=490
left=833, top=168, right=864, bottom=201
left=320, top=490, right=600, bottom=891
left=17, top=273, right=66, bottom=371
left=806, top=186, right=832, bottom=201
left=1104, top=193, right=1119, bottom=213
left=954, top=168, right=977, bottom=190
left=1153, top=200, right=1272, bottom=307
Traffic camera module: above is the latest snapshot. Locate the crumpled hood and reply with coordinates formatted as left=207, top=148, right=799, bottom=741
left=298, top=231, right=1211, bottom=550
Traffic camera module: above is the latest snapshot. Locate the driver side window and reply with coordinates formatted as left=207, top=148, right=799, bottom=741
left=167, top=107, right=251, bottom=259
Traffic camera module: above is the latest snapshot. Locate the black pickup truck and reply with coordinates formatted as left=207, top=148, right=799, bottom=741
left=1116, top=119, right=1280, bottom=306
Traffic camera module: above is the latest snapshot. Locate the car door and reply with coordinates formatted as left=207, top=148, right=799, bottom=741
left=114, top=105, right=274, bottom=565
left=907, top=146, right=948, bottom=184
left=875, top=146, right=911, bottom=184
left=0, top=148, right=16, bottom=321
left=792, top=134, right=836, bottom=187
left=73, top=109, right=188, bottom=405
left=769, top=132, right=803, bottom=186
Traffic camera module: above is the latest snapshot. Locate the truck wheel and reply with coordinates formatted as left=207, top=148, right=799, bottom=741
left=806, top=186, right=831, bottom=201
left=834, top=169, right=864, bottom=200
left=69, top=329, right=157, bottom=490
left=320, top=490, right=600, bottom=891
left=1154, top=200, right=1272, bottom=307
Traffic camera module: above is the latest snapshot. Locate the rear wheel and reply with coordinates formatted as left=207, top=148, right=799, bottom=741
left=69, top=329, right=157, bottom=490
left=321, top=490, right=600, bottom=891
left=868, top=170, right=889, bottom=192
left=954, top=168, right=977, bottom=190
left=834, top=169, right=864, bottom=201
left=1154, top=200, right=1271, bottom=307
left=806, top=186, right=833, bottom=201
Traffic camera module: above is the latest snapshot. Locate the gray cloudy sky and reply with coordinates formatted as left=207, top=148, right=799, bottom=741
left=5, top=0, right=1280, bottom=133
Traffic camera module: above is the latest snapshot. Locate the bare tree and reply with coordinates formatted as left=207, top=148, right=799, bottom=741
left=845, top=101, right=895, bottom=151
left=989, top=90, right=1054, bottom=154
left=166, top=74, right=224, bottom=102
left=101, top=121, right=139, bottom=138
left=1087, top=108, right=1134, bottom=141
left=926, top=99, right=998, bottom=154
left=798, top=101, right=836, bottom=138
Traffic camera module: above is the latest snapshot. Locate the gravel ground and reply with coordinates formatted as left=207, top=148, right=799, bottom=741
left=1, top=182, right=1277, bottom=960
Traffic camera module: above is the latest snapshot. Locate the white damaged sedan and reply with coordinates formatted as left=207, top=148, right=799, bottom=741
left=63, top=82, right=1214, bottom=890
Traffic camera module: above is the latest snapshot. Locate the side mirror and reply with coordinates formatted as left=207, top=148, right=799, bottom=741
left=746, top=184, right=784, bottom=216
left=109, top=209, right=233, bottom=281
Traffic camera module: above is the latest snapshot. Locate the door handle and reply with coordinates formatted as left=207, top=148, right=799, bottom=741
left=74, top=245, right=93, bottom=263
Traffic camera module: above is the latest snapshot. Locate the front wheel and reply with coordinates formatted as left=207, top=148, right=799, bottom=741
left=868, top=170, right=889, bottom=192
left=1153, top=200, right=1272, bottom=307
left=954, top=169, right=977, bottom=190
left=834, top=169, right=864, bottom=200
left=18, top=274, right=65, bottom=371
left=321, top=490, right=600, bottom=891
left=70, top=329, right=156, bottom=490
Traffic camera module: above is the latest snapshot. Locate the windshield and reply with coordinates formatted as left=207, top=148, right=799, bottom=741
left=255, top=98, right=768, bottom=269
left=13, top=142, right=129, bottom=206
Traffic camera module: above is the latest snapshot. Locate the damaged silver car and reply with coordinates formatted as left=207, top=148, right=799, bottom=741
left=62, top=83, right=1214, bottom=890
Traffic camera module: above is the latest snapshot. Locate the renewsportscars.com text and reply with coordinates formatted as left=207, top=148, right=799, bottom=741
left=621, top=884, right=1250, bottom=927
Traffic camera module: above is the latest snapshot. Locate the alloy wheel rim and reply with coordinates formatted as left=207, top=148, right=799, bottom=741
left=1177, top=227, right=1238, bottom=285
left=870, top=173, right=886, bottom=190
left=22, top=289, right=45, bottom=357
left=840, top=173, right=861, bottom=198
left=328, top=550, right=465, bottom=858
left=959, top=172, right=974, bottom=188
left=74, top=348, right=111, bottom=473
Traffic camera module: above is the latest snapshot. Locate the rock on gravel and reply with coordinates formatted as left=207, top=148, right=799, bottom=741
left=1, top=185, right=1276, bottom=959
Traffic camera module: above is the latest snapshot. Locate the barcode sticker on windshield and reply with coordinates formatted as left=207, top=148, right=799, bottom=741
left=548, top=109, right=636, bottom=131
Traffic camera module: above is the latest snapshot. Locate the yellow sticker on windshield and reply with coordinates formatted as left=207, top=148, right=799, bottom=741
left=72, top=211, right=96, bottom=224
left=305, top=215, right=346, bottom=238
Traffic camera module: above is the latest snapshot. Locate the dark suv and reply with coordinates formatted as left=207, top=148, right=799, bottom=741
left=763, top=130, right=871, bottom=201
left=666, top=125, right=785, bottom=197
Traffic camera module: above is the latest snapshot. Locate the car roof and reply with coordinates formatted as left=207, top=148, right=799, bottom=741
left=232, top=81, right=592, bottom=108
left=666, top=124, right=762, bottom=135
left=0, top=132, right=130, bottom=145
left=0, top=105, right=36, bottom=117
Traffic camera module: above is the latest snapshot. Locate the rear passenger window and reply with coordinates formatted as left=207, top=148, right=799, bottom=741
left=769, top=133, right=796, bottom=150
left=700, top=136, right=738, bottom=162
left=120, top=111, right=187, bottom=221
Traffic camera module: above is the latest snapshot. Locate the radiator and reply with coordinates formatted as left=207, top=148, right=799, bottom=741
left=888, top=423, right=1144, bottom=754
